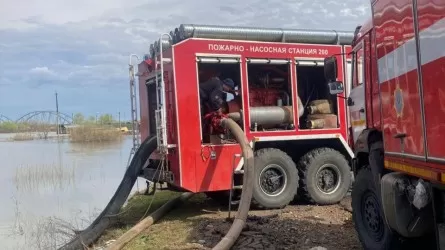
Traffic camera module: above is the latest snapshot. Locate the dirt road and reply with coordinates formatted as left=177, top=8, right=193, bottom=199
left=98, top=192, right=361, bottom=250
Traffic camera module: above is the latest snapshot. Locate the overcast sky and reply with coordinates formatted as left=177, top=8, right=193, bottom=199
left=0, top=0, right=370, bottom=120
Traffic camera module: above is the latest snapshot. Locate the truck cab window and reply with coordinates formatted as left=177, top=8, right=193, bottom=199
left=353, top=47, right=364, bottom=87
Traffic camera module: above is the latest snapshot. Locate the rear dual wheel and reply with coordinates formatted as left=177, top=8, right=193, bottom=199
left=207, top=147, right=350, bottom=208
left=297, top=148, right=351, bottom=205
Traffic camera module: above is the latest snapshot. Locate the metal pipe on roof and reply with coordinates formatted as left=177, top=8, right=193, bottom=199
left=153, top=38, right=173, bottom=54
left=169, top=31, right=175, bottom=43
left=174, top=28, right=180, bottom=43
left=178, top=24, right=354, bottom=45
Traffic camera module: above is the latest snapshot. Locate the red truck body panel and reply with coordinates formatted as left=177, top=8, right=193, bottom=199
left=417, top=0, right=445, bottom=160
left=139, top=38, right=353, bottom=192
left=356, top=0, right=445, bottom=182
left=374, top=0, right=426, bottom=157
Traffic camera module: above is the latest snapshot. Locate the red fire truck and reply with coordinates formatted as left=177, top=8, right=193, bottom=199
left=323, top=0, right=445, bottom=249
left=135, top=24, right=356, bottom=209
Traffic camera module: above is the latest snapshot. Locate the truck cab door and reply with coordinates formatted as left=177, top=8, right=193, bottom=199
left=349, top=43, right=366, bottom=144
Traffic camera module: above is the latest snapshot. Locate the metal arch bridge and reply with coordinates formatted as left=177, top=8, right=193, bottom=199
left=0, top=114, right=12, bottom=122
left=15, top=111, right=73, bottom=125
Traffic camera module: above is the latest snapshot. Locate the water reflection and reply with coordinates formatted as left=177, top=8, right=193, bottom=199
left=0, top=135, right=138, bottom=250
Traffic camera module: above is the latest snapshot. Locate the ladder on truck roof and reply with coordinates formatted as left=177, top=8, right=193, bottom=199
left=128, top=54, right=141, bottom=158
left=153, top=33, right=172, bottom=155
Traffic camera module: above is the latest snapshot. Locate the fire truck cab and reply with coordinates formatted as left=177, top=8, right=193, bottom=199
left=136, top=24, right=356, bottom=209
left=323, top=0, right=445, bottom=249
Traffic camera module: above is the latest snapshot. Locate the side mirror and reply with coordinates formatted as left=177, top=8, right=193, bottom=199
left=324, top=56, right=338, bottom=82
left=328, top=81, right=344, bottom=95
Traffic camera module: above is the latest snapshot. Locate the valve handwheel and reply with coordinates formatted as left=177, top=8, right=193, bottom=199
left=204, top=111, right=229, bottom=135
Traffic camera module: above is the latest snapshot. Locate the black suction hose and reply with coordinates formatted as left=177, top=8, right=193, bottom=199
left=58, top=135, right=158, bottom=250
left=60, top=118, right=254, bottom=250
left=106, top=118, right=254, bottom=250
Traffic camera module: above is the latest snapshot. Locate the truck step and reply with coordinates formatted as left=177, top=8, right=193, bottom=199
left=230, top=200, right=240, bottom=205
left=234, top=169, right=244, bottom=174
left=232, top=185, right=243, bottom=190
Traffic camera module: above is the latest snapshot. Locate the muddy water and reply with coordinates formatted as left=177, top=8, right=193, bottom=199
left=0, top=134, right=145, bottom=250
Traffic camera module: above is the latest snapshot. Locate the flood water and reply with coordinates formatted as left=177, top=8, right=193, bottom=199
left=0, top=133, right=145, bottom=250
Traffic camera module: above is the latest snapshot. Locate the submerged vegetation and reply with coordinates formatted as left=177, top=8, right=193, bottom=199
left=13, top=162, right=77, bottom=192
left=2, top=113, right=136, bottom=249
left=69, top=125, right=123, bottom=143
left=9, top=195, right=96, bottom=250
left=10, top=132, right=35, bottom=141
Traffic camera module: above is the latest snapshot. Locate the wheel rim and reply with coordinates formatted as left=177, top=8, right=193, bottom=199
left=361, top=191, right=385, bottom=241
left=258, top=164, right=287, bottom=197
left=315, top=163, right=342, bottom=194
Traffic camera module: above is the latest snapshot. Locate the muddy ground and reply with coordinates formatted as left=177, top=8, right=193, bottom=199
left=96, top=192, right=361, bottom=250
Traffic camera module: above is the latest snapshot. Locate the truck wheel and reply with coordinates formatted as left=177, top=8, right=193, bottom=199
left=252, top=148, right=298, bottom=209
left=352, top=167, right=402, bottom=250
left=297, top=148, right=351, bottom=205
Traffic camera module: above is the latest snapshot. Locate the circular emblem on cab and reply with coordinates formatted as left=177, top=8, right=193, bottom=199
left=394, top=83, right=404, bottom=117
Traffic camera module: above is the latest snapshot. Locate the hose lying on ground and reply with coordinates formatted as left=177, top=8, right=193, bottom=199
left=106, top=192, right=194, bottom=250
left=58, top=135, right=158, bottom=250
left=106, top=118, right=254, bottom=250
left=61, top=118, right=253, bottom=250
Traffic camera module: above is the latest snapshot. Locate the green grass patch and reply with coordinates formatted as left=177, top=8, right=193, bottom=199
left=96, top=191, right=211, bottom=249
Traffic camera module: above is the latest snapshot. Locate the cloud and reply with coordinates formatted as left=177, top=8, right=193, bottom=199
left=0, top=0, right=371, bottom=119
left=29, top=66, right=56, bottom=75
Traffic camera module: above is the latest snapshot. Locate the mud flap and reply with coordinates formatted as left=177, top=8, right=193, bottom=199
left=432, top=187, right=445, bottom=249
left=369, top=141, right=384, bottom=198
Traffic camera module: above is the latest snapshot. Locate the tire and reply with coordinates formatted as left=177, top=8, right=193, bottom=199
left=297, top=147, right=351, bottom=205
left=352, top=167, right=402, bottom=250
left=252, top=148, right=298, bottom=209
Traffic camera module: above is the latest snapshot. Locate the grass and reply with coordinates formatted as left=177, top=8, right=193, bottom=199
left=95, top=190, right=210, bottom=250
left=9, top=193, right=92, bottom=250
left=13, top=162, right=76, bottom=192
left=69, top=125, right=123, bottom=143
left=9, top=189, right=221, bottom=249
left=0, top=121, right=19, bottom=133
left=10, top=132, right=35, bottom=141
left=15, top=216, right=77, bottom=250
